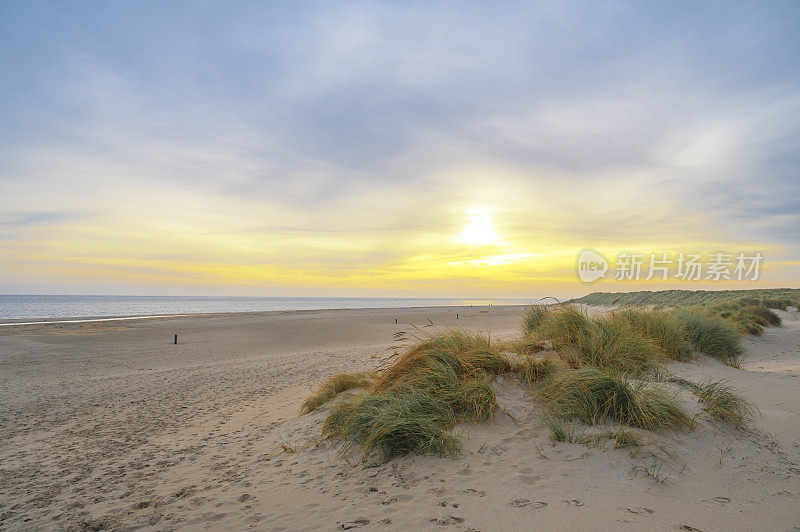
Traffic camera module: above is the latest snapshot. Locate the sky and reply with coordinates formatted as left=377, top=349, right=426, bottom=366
left=1, top=1, right=798, bottom=298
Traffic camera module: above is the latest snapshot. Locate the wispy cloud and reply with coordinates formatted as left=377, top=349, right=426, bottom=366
left=0, top=1, right=798, bottom=294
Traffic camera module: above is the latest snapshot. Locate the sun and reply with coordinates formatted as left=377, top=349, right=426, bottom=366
left=457, top=212, right=500, bottom=246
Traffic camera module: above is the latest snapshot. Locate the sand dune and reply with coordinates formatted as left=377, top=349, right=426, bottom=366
left=1, top=305, right=798, bottom=530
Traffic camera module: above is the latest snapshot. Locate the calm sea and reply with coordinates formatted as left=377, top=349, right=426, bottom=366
left=0, top=295, right=538, bottom=321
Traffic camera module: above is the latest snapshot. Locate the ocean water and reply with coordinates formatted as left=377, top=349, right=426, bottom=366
left=0, top=295, right=538, bottom=321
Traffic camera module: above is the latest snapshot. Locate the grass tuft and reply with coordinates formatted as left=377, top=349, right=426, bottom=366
left=522, top=305, right=550, bottom=335
left=541, top=366, right=693, bottom=430
left=667, top=376, right=756, bottom=428
left=611, top=428, right=644, bottom=448
left=672, top=310, right=744, bottom=367
left=516, top=356, right=560, bottom=386
left=319, top=331, right=508, bottom=460
left=375, top=330, right=508, bottom=389
left=323, top=387, right=462, bottom=459
left=607, top=309, right=693, bottom=362
left=301, top=372, right=376, bottom=414
left=570, top=288, right=800, bottom=308
left=531, top=306, right=661, bottom=375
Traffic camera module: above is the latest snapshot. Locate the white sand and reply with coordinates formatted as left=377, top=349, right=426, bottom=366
left=1, top=305, right=798, bottom=530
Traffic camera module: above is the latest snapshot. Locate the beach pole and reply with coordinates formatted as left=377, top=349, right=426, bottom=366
left=395, top=318, right=397, bottom=324
left=174, top=334, right=177, bottom=345
left=456, top=313, right=458, bottom=319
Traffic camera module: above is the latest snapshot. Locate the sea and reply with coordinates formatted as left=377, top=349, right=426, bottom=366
left=0, top=295, right=539, bottom=322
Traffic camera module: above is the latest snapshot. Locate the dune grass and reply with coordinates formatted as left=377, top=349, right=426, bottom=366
left=301, top=372, right=376, bottom=414
left=540, top=366, right=693, bottom=430
left=571, top=288, right=800, bottom=307
left=375, top=330, right=509, bottom=389
left=522, top=305, right=551, bottom=335
left=606, top=308, right=693, bottom=362
left=309, top=296, right=762, bottom=462
left=319, top=331, right=508, bottom=459
left=527, top=306, right=661, bottom=375
left=543, top=417, right=646, bottom=448
left=611, top=428, right=645, bottom=448
left=323, top=386, right=463, bottom=458
left=672, top=310, right=744, bottom=367
left=702, top=299, right=782, bottom=336
left=516, top=356, right=560, bottom=386
left=573, top=291, right=789, bottom=338
left=666, top=376, right=756, bottom=428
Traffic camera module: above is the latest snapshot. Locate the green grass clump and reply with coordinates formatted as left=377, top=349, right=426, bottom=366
left=570, top=288, right=800, bottom=307
left=376, top=330, right=509, bottom=389
left=604, top=309, right=693, bottom=362
left=320, top=331, right=508, bottom=460
left=516, top=356, right=560, bottom=386
left=703, top=300, right=782, bottom=336
left=611, top=428, right=645, bottom=448
left=522, top=305, right=551, bottom=334
left=301, top=372, right=376, bottom=414
left=759, top=298, right=791, bottom=311
left=511, top=336, right=547, bottom=355
left=531, top=306, right=661, bottom=375
left=672, top=310, right=745, bottom=367
left=323, top=386, right=462, bottom=459
left=541, top=366, right=693, bottom=430
left=666, top=376, right=756, bottom=428
left=543, top=417, right=645, bottom=448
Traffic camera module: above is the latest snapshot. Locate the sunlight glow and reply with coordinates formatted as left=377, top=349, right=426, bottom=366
left=457, top=212, right=500, bottom=246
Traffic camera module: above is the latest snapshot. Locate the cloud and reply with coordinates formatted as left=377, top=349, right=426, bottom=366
left=0, top=1, right=798, bottom=294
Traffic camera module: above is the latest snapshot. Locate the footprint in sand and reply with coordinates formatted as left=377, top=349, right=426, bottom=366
left=430, top=515, right=465, bottom=526
left=339, top=517, right=370, bottom=529
left=463, top=488, right=486, bottom=497
left=713, top=497, right=731, bottom=504
left=677, top=525, right=703, bottom=531
left=510, top=499, right=547, bottom=508
left=563, top=499, right=584, bottom=507
left=623, top=507, right=654, bottom=514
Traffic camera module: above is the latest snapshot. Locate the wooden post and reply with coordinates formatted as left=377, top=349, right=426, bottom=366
left=395, top=318, right=398, bottom=324
left=174, top=334, right=177, bottom=345
left=456, top=313, right=459, bottom=319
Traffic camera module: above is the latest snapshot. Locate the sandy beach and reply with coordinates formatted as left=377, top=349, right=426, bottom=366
left=1, top=304, right=799, bottom=531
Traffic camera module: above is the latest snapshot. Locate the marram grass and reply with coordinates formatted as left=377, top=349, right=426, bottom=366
left=542, top=416, right=646, bottom=448
left=529, top=306, right=661, bottom=375
left=672, top=309, right=744, bottom=367
left=307, top=297, right=763, bottom=462
left=605, top=308, right=693, bottom=362
left=541, top=366, right=693, bottom=430
left=375, top=330, right=509, bottom=389
left=516, top=356, right=560, bottom=386
left=300, top=372, right=376, bottom=414
left=666, top=376, right=757, bottom=428
left=320, top=331, right=507, bottom=460
left=571, top=288, right=800, bottom=307
left=522, top=305, right=551, bottom=335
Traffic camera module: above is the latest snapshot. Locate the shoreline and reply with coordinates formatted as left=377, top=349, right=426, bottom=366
left=0, top=303, right=529, bottom=327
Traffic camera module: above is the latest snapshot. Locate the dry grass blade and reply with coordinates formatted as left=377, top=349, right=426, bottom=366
left=541, top=366, right=693, bottom=430
left=300, top=372, right=376, bottom=414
